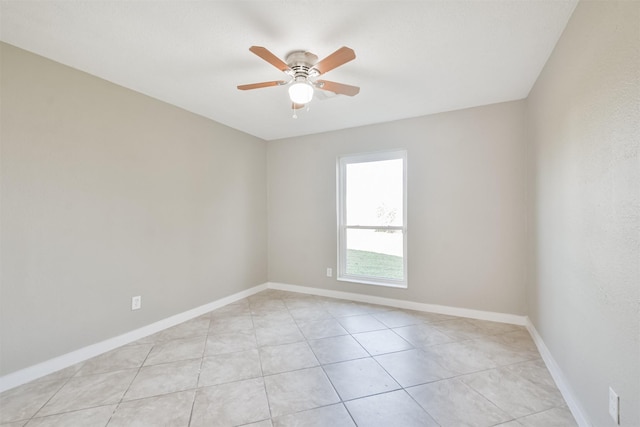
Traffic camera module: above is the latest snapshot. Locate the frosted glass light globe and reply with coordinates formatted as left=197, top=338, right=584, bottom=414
left=288, top=82, right=314, bottom=104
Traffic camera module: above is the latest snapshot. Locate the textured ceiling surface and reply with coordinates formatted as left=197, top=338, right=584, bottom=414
left=0, top=1, right=577, bottom=140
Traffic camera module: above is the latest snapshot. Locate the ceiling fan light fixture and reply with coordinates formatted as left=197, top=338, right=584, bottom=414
left=288, top=81, right=314, bottom=104
left=239, top=46, right=358, bottom=109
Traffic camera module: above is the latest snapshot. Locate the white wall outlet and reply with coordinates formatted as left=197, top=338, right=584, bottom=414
left=326, top=267, right=332, bottom=277
left=609, top=387, right=620, bottom=424
left=131, top=295, right=141, bottom=311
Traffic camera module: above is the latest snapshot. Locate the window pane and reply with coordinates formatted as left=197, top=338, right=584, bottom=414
left=345, top=228, right=404, bottom=280
left=346, top=159, right=403, bottom=227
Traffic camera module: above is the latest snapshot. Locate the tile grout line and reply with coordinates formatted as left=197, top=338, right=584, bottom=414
left=105, top=343, right=156, bottom=426
left=283, top=293, right=357, bottom=425
left=288, top=294, right=424, bottom=426
left=282, top=292, right=550, bottom=426
left=24, top=364, right=88, bottom=423
left=250, top=298, right=274, bottom=423
left=186, top=312, right=215, bottom=427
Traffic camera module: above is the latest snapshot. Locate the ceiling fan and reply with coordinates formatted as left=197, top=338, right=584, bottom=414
left=237, top=46, right=360, bottom=111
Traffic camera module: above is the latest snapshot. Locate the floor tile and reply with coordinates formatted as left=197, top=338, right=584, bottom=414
left=31, top=363, right=83, bottom=385
left=259, top=341, right=319, bottom=375
left=25, top=405, right=115, bottom=427
left=209, top=301, right=251, bottom=317
left=208, top=315, right=254, bottom=334
left=432, top=318, right=492, bottom=341
left=461, top=359, right=565, bottom=418
left=283, top=297, right=325, bottom=311
left=108, top=390, right=194, bottom=427
left=392, top=323, right=455, bottom=348
left=323, top=301, right=371, bottom=317
left=442, top=340, right=511, bottom=371
left=199, top=349, right=262, bottom=387
left=122, top=359, right=200, bottom=401
left=420, top=341, right=500, bottom=374
left=251, top=311, right=295, bottom=329
left=352, top=302, right=394, bottom=315
left=337, top=314, right=387, bottom=334
left=250, top=299, right=288, bottom=315
left=433, top=318, right=520, bottom=342
left=263, top=367, right=340, bottom=417
left=209, top=300, right=251, bottom=320
left=407, top=378, right=513, bottom=427
left=308, top=335, right=369, bottom=364
left=411, top=311, right=458, bottom=323
left=461, top=337, right=540, bottom=367
left=252, top=289, right=291, bottom=300
left=345, top=390, right=439, bottom=427
left=287, top=307, right=333, bottom=322
left=516, top=406, right=577, bottom=427
left=323, top=358, right=400, bottom=401
left=139, top=316, right=210, bottom=343
left=297, top=318, right=348, bottom=340
left=37, top=369, right=137, bottom=416
left=486, top=329, right=539, bottom=353
left=373, top=310, right=426, bottom=328
left=205, top=330, right=257, bottom=355
left=0, top=379, right=67, bottom=423
left=0, top=290, right=575, bottom=427
left=243, top=420, right=273, bottom=427
left=190, top=378, right=270, bottom=427
left=143, top=336, right=205, bottom=366
left=76, top=344, right=152, bottom=376
left=375, top=348, right=459, bottom=387
left=272, top=404, right=355, bottom=427
left=352, top=329, right=413, bottom=355
left=465, top=319, right=523, bottom=336
left=255, top=324, right=305, bottom=347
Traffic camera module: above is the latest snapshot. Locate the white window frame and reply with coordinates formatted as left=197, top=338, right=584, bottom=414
left=337, top=150, right=408, bottom=288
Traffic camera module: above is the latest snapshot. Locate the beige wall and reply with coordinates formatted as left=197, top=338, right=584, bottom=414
left=526, top=1, right=640, bottom=425
left=0, top=43, right=268, bottom=375
left=268, top=101, right=528, bottom=315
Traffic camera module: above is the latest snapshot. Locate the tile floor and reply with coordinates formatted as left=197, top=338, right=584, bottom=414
left=0, top=289, right=577, bottom=426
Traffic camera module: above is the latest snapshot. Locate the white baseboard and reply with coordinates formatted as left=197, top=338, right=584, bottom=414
left=525, top=318, right=592, bottom=427
left=267, top=282, right=528, bottom=326
left=0, top=283, right=267, bottom=393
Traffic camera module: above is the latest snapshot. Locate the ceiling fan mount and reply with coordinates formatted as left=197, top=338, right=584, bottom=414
left=237, top=46, right=360, bottom=109
left=285, top=51, right=319, bottom=80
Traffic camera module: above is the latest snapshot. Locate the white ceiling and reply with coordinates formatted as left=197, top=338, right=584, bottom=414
left=0, top=1, right=577, bottom=141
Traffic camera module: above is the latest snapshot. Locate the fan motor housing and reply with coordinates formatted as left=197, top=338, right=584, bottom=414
left=286, top=51, right=318, bottom=80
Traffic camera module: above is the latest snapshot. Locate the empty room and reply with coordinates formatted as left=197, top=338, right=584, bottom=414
left=0, top=1, right=638, bottom=426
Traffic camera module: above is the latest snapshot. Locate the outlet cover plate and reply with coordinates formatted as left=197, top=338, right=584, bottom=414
left=131, top=296, right=141, bottom=311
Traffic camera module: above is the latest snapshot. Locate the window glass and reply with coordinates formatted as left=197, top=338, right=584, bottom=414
left=337, top=150, right=407, bottom=288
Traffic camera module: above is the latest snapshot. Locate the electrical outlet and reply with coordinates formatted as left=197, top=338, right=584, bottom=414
left=131, top=295, right=141, bottom=311
left=326, top=267, right=332, bottom=277
left=609, top=387, right=619, bottom=424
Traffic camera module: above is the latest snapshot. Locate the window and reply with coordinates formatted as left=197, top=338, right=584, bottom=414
left=337, top=150, right=407, bottom=288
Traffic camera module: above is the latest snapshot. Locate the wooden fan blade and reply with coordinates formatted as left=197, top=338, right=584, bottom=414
left=292, top=102, right=305, bottom=110
left=249, top=46, right=291, bottom=73
left=313, top=46, right=356, bottom=75
left=316, top=80, right=360, bottom=96
left=237, top=80, right=287, bottom=90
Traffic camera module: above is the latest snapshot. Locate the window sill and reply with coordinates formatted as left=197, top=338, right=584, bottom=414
left=337, top=276, right=407, bottom=289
